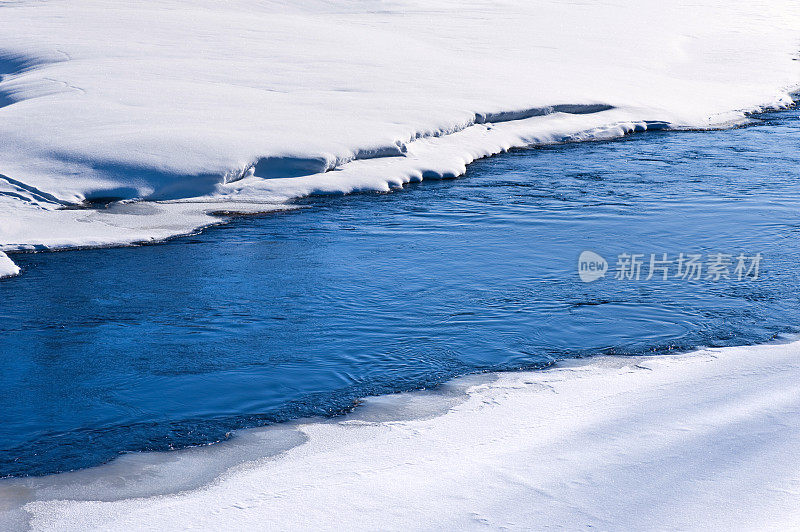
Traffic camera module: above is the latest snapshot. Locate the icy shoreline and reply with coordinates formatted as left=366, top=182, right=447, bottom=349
left=3, top=339, right=799, bottom=530
left=2, top=1, right=800, bottom=278
left=0, top=103, right=793, bottom=279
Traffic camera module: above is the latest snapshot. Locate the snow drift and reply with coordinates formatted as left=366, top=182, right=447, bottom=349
left=0, top=0, right=799, bottom=275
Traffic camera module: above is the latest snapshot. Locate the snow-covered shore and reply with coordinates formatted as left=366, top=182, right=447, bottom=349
left=1, top=1, right=799, bottom=277
left=6, top=339, right=799, bottom=530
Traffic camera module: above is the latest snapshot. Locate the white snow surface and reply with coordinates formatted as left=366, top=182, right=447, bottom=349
left=1, top=0, right=799, bottom=273
left=8, top=339, right=800, bottom=530
left=0, top=251, right=19, bottom=278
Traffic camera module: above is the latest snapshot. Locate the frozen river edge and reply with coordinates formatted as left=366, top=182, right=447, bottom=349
left=3, top=338, right=799, bottom=530
left=2, top=1, right=799, bottom=279
left=1, top=98, right=796, bottom=281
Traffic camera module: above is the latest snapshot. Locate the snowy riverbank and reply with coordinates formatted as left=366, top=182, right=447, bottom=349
left=1, top=1, right=799, bottom=277
left=4, top=339, right=797, bottom=530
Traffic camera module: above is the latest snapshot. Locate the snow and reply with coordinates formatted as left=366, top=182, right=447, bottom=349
left=2, top=2, right=799, bottom=526
left=0, top=251, right=19, bottom=278
left=1, top=0, right=799, bottom=256
left=7, top=339, right=800, bottom=530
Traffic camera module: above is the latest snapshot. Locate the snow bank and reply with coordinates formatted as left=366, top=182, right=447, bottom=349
left=8, top=339, right=800, bottom=530
left=1, top=0, right=799, bottom=254
left=0, top=251, right=19, bottom=278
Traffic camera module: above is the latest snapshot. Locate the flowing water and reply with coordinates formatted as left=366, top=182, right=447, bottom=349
left=1, top=107, right=799, bottom=477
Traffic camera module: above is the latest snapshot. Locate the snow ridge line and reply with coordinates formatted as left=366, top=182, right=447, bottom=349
left=1, top=44, right=620, bottom=197
left=0, top=173, right=71, bottom=206
left=232, top=102, right=617, bottom=182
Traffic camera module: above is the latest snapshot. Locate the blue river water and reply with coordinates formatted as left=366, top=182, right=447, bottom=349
left=1, top=108, right=799, bottom=477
